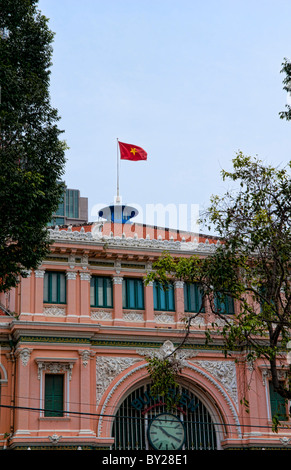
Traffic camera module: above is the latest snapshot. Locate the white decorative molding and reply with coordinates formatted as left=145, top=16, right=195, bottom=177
left=17, top=348, right=32, bottom=366
left=80, top=272, right=91, bottom=281
left=91, top=310, right=112, bottom=321
left=185, top=362, right=242, bottom=438
left=97, top=363, right=146, bottom=437
left=136, top=340, right=198, bottom=370
left=48, top=227, right=219, bottom=254
left=68, top=254, right=75, bottom=268
left=174, top=280, right=184, bottom=289
left=154, top=312, right=175, bottom=324
left=183, top=314, right=206, bottom=327
left=36, top=361, right=75, bottom=380
left=115, top=260, right=121, bottom=274
left=112, top=276, right=123, bottom=285
left=261, top=367, right=288, bottom=386
left=66, top=271, right=77, bottom=280
left=146, top=261, right=153, bottom=272
left=48, top=434, right=62, bottom=444
left=34, top=269, right=45, bottom=278
left=123, top=311, right=144, bottom=322
left=279, top=437, right=291, bottom=446
left=21, top=269, right=31, bottom=278
left=191, top=360, right=238, bottom=408
left=81, top=254, right=88, bottom=265
left=96, top=357, right=142, bottom=405
left=79, top=350, right=94, bottom=367
left=43, top=306, right=66, bottom=317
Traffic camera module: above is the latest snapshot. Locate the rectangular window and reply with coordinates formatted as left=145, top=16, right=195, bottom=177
left=184, top=283, right=204, bottom=313
left=153, top=281, right=174, bottom=311
left=90, top=276, right=113, bottom=307
left=66, top=189, right=79, bottom=219
left=44, top=374, right=64, bottom=417
left=122, top=278, right=144, bottom=309
left=214, top=292, right=235, bottom=315
left=44, top=272, right=66, bottom=304
left=269, top=382, right=288, bottom=421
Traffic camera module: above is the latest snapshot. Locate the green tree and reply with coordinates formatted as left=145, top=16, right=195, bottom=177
left=279, top=58, right=291, bottom=121
left=0, top=0, right=66, bottom=292
left=147, top=153, right=291, bottom=402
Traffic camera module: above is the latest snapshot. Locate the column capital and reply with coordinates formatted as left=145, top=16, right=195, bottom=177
left=112, top=276, right=123, bottom=285
left=66, top=271, right=77, bottom=280
left=174, top=280, right=184, bottom=289
left=80, top=272, right=91, bottom=281
left=34, top=269, right=45, bottom=278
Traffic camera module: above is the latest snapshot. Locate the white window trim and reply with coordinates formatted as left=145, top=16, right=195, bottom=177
left=35, top=358, right=76, bottom=418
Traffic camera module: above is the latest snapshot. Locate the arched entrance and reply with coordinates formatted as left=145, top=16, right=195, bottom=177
left=112, top=383, right=218, bottom=450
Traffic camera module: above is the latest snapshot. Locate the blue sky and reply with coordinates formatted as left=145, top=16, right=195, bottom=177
left=38, top=0, right=291, bottom=232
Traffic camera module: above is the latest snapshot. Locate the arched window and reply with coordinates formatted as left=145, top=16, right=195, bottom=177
left=112, top=384, right=217, bottom=450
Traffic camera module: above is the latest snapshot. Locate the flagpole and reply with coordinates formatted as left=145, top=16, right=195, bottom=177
left=116, top=138, right=120, bottom=203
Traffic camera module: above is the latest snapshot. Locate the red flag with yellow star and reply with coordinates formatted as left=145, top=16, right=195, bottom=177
left=118, top=141, right=147, bottom=161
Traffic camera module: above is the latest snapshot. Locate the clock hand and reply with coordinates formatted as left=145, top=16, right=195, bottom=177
left=160, top=427, right=181, bottom=443
left=160, top=427, right=172, bottom=438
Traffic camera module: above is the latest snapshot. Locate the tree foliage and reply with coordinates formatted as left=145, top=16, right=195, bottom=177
left=0, top=0, right=66, bottom=292
left=146, top=153, right=291, bottom=401
left=146, top=356, right=181, bottom=410
left=279, top=58, right=291, bottom=121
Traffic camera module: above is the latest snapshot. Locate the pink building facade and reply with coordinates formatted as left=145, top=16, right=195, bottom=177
left=0, top=219, right=290, bottom=450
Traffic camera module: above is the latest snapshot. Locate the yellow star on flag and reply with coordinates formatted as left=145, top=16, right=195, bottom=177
left=130, top=147, right=137, bottom=155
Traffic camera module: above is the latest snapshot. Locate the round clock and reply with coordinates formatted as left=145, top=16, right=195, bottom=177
left=147, top=413, right=185, bottom=450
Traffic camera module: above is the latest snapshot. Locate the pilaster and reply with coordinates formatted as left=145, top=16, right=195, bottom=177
left=174, top=280, right=185, bottom=325
left=112, top=276, right=123, bottom=326
left=66, top=271, right=78, bottom=321
left=144, top=280, right=155, bottom=327
left=79, top=272, right=91, bottom=323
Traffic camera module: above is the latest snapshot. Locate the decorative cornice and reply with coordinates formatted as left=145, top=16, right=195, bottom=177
left=48, top=226, right=219, bottom=254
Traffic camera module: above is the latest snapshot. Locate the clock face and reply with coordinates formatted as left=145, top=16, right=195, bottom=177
left=147, top=413, right=185, bottom=450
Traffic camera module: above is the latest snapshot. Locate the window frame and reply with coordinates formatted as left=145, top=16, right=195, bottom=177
left=44, top=373, right=64, bottom=418
left=44, top=271, right=66, bottom=304
left=153, top=281, right=175, bottom=312
left=122, top=278, right=144, bottom=310
left=90, top=276, right=113, bottom=308
left=184, top=282, right=205, bottom=313
left=214, top=292, right=235, bottom=315
left=269, top=381, right=288, bottom=422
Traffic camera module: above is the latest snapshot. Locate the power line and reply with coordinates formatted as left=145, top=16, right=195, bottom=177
left=0, top=390, right=277, bottom=425
left=0, top=390, right=281, bottom=428
left=0, top=403, right=279, bottom=431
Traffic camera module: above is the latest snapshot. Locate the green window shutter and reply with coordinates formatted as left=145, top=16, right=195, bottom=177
left=269, top=382, right=287, bottom=421
left=123, top=279, right=144, bottom=309
left=44, top=272, right=66, bottom=304
left=90, top=277, right=113, bottom=308
left=44, top=374, right=64, bottom=417
left=214, top=293, right=235, bottom=315
left=153, top=281, right=174, bottom=311
left=184, top=283, right=204, bottom=313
